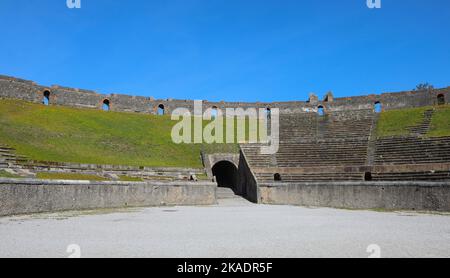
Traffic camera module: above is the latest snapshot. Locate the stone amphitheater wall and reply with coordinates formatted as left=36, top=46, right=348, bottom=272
left=259, top=181, right=450, bottom=211
left=0, top=178, right=217, bottom=216
left=1, top=75, right=448, bottom=115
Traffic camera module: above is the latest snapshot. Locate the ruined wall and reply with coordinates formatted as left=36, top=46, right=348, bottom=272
left=259, top=181, right=450, bottom=211
left=237, top=149, right=259, bottom=202
left=1, top=75, right=448, bottom=115
left=0, top=178, right=217, bottom=216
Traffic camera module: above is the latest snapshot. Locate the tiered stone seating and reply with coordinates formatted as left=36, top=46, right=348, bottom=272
left=241, top=110, right=375, bottom=182
left=243, top=139, right=369, bottom=167
left=242, top=108, right=450, bottom=183
left=372, top=171, right=450, bottom=181
left=407, top=109, right=434, bottom=135
left=0, top=145, right=24, bottom=169
left=19, top=160, right=203, bottom=181
left=254, top=172, right=363, bottom=183
left=374, top=137, right=450, bottom=165
left=0, top=145, right=35, bottom=177
left=277, top=110, right=374, bottom=141
left=0, top=143, right=204, bottom=181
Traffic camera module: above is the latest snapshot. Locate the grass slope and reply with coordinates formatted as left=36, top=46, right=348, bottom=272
left=428, top=105, right=450, bottom=137
left=376, top=106, right=429, bottom=137
left=36, top=172, right=109, bottom=181
left=0, top=99, right=239, bottom=168
left=376, top=105, right=450, bottom=138
left=0, top=170, right=24, bottom=179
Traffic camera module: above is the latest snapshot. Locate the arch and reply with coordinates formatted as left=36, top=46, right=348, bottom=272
left=374, top=101, right=382, bottom=113
left=212, top=161, right=238, bottom=190
left=364, top=172, right=372, bottom=181
left=211, top=106, right=218, bottom=119
left=317, top=105, right=325, bottom=116
left=274, top=173, right=282, bottom=181
left=437, top=94, right=445, bottom=105
left=265, top=107, right=272, bottom=120
left=157, top=104, right=165, bottom=115
left=42, top=90, right=50, bottom=106
left=102, top=99, right=110, bottom=111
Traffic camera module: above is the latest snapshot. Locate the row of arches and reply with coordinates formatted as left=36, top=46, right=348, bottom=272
left=41, top=91, right=167, bottom=114
left=40, top=91, right=446, bottom=113
left=102, top=100, right=166, bottom=114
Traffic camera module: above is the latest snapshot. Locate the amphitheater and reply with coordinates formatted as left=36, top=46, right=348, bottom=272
left=0, top=74, right=450, bottom=217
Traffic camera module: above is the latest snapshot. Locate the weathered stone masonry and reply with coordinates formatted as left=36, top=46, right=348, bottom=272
left=1, top=74, right=450, bottom=213
left=0, top=75, right=448, bottom=114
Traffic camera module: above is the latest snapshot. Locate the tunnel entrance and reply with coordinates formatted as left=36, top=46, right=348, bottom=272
left=212, top=161, right=238, bottom=191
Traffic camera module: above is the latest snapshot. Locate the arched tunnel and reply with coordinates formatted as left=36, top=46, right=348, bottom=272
left=212, top=161, right=239, bottom=192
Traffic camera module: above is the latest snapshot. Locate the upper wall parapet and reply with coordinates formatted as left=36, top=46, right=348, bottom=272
left=0, top=74, right=448, bottom=115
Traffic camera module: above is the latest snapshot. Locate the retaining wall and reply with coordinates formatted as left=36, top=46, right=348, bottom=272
left=259, top=181, right=450, bottom=211
left=237, top=150, right=259, bottom=202
left=0, top=178, right=216, bottom=217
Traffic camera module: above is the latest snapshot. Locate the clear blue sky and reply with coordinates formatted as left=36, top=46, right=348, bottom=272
left=0, top=0, right=449, bottom=102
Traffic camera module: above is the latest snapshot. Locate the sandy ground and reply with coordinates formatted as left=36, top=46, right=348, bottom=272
left=1, top=197, right=450, bottom=258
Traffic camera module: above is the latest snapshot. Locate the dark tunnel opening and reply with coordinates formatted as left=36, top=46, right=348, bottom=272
left=212, top=161, right=238, bottom=191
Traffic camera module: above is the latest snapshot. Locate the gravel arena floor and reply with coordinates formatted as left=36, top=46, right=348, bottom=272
left=1, top=196, right=450, bottom=258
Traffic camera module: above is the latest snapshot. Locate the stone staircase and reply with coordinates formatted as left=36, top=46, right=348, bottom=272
left=374, top=136, right=450, bottom=165
left=216, top=187, right=237, bottom=199
left=408, top=109, right=435, bottom=135
left=242, top=139, right=369, bottom=168
left=0, top=144, right=35, bottom=177
left=215, top=187, right=252, bottom=206
left=240, top=110, right=375, bottom=182
left=372, top=170, right=450, bottom=181
left=240, top=108, right=450, bottom=183
left=0, top=143, right=204, bottom=181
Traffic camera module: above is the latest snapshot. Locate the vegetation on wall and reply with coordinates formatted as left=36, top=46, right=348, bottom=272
left=0, top=100, right=243, bottom=168
left=0, top=170, right=23, bottom=179
left=376, top=105, right=450, bottom=138
left=35, top=172, right=109, bottom=181
left=428, top=105, right=450, bottom=137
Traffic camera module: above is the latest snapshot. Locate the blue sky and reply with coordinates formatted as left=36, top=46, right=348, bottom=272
left=0, top=0, right=449, bottom=102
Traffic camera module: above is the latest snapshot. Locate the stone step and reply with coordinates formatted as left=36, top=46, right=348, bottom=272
left=216, top=187, right=237, bottom=199
left=373, top=175, right=450, bottom=181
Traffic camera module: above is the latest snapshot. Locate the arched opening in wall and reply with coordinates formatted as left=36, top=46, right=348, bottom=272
left=374, top=101, right=382, bottom=113
left=158, top=104, right=165, bottom=115
left=317, top=105, right=325, bottom=116
left=274, top=173, right=282, bottom=181
left=437, top=94, right=445, bottom=105
left=211, top=106, right=218, bottom=119
left=102, top=99, right=110, bottom=111
left=364, top=172, right=372, bottom=181
left=42, top=91, right=50, bottom=106
left=265, top=108, right=271, bottom=120
left=212, top=161, right=238, bottom=191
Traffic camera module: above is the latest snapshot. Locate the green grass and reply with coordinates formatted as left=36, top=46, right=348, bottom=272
left=0, top=170, right=23, bottom=179
left=376, top=106, right=429, bottom=137
left=196, top=173, right=210, bottom=181
left=0, top=99, right=246, bottom=168
left=376, top=105, right=450, bottom=138
left=118, top=175, right=144, bottom=182
left=36, top=172, right=109, bottom=181
left=428, top=105, right=450, bottom=137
